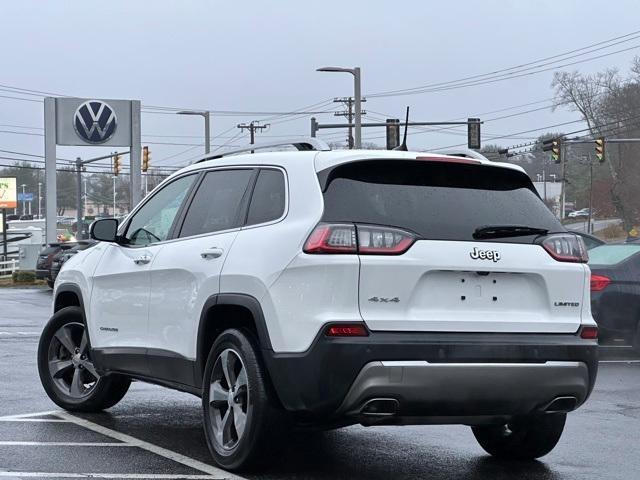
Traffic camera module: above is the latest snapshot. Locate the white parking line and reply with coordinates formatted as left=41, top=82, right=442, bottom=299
left=56, top=411, right=246, bottom=480
left=600, top=360, right=640, bottom=364
left=0, top=411, right=64, bottom=422
left=0, top=441, right=132, bottom=447
left=0, top=331, right=40, bottom=336
left=0, top=418, right=68, bottom=422
left=0, top=474, right=221, bottom=479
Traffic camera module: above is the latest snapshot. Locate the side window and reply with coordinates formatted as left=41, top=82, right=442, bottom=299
left=180, top=169, right=254, bottom=237
left=124, top=174, right=196, bottom=246
left=246, top=169, right=286, bottom=226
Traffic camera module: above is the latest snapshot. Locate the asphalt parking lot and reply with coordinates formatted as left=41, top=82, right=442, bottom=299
left=1, top=287, right=640, bottom=480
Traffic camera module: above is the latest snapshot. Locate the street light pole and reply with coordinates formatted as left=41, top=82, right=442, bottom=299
left=353, top=67, right=362, bottom=149
left=316, top=66, right=363, bottom=148
left=177, top=110, right=211, bottom=154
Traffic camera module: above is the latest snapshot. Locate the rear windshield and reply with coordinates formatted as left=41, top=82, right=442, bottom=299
left=588, top=244, right=640, bottom=265
left=320, top=160, right=563, bottom=242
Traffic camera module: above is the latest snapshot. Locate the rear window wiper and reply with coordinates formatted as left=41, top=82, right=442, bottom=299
left=473, top=225, right=549, bottom=239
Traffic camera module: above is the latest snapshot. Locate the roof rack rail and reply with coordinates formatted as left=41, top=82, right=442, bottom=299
left=195, top=137, right=330, bottom=163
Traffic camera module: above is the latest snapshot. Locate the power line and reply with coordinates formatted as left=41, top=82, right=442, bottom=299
left=368, top=29, right=640, bottom=98
left=0, top=81, right=336, bottom=123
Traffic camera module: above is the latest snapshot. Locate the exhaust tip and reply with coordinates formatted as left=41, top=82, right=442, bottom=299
left=360, top=398, right=399, bottom=416
left=543, top=396, right=578, bottom=413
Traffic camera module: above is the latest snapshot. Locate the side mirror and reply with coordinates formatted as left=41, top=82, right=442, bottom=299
left=90, top=218, right=119, bottom=242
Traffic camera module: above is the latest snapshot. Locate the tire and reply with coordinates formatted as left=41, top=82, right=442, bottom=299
left=37, top=306, right=131, bottom=412
left=472, top=413, right=566, bottom=460
left=202, top=328, right=288, bottom=471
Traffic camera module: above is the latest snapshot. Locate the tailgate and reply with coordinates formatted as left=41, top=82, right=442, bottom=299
left=359, top=240, right=588, bottom=333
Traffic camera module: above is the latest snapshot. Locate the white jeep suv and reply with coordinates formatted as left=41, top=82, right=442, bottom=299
left=38, top=139, right=598, bottom=471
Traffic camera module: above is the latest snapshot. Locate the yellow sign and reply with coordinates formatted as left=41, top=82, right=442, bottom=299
left=0, top=177, right=18, bottom=209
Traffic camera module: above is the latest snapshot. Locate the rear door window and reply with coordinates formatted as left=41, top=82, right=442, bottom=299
left=320, top=160, right=563, bottom=243
left=246, top=169, right=286, bottom=226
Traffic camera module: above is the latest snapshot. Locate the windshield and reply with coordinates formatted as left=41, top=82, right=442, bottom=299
left=320, top=160, right=563, bottom=242
left=588, top=244, right=640, bottom=265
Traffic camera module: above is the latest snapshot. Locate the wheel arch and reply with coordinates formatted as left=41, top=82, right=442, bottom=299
left=54, top=283, right=85, bottom=315
left=195, top=293, right=273, bottom=386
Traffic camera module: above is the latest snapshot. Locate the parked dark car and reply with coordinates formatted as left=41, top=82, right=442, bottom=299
left=48, top=241, right=96, bottom=285
left=6, top=214, right=19, bottom=221
left=589, top=243, right=640, bottom=350
left=36, top=243, right=76, bottom=288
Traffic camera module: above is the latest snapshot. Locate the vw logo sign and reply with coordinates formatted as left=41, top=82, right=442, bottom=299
left=73, top=100, right=117, bottom=144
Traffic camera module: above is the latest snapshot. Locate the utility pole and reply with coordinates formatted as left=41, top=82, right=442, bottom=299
left=588, top=160, right=594, bottom=234
left=560, top=142, right=567, bottom=220
left=333, top=97, right=366, bottom=148
left=237, top=122, right=269, bottom=152
left=113, top=176, right=117, bottom=217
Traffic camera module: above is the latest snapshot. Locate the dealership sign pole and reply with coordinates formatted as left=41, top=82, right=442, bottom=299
left=44, top=97, right=142, bottom=244
left=0, top=177, right=17, bottom=261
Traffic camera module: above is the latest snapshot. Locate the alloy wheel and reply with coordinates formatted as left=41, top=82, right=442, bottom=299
left=208, top=348, right=249, bottom=451
left=47, top=322, right=99, bottom=398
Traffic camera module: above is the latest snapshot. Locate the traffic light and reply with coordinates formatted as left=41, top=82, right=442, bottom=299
left=551, top=139, right=561, bottom=163
left=595, top=137, right=605, bottom=162
left=543, top=138, right=562, bottom=163
left=113, top=153, right=121, bottom=176
left=142, top=146, right=151, bottom=172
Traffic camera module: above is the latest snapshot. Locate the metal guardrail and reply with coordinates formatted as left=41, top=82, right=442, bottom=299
left=0, top=259, right=19, bottom=277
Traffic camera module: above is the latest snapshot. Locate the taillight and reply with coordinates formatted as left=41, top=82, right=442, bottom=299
left=357, top=224, right=416, bottom=254
left=303, top=223, right=416, bottom=255
left=580, top=326, right=598, bottom=340
left=303, top=224, right=357, bottom=254
left=590, top=274, right=610, bottom=292
left=325, top=324, right=369, bottom=337
left=540, top=233, right=588, bottom=263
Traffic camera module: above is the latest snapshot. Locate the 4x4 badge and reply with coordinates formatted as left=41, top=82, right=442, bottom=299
left=368, top=296, right=400, bottom=303
left=470, top=247, right=501, bottom=262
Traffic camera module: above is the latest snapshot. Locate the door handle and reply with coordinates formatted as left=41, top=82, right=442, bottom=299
left=133, top=254, right=152, bottom=265
left=201, top=247, right=224, bottom=259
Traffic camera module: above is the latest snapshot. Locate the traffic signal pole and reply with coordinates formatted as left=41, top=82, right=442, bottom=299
left=72, top=150, right=130, bottom=239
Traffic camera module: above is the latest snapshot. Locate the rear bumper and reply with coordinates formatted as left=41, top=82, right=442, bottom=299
left=337, top=360, right=588, bottom=421
left=263, top=330, right=598, bottom=422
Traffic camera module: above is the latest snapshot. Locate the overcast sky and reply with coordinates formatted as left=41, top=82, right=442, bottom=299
left=1, top=0, right=640, bottom=172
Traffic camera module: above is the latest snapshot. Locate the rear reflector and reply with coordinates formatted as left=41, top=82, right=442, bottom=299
left=540, top=233, right=588, bottom=263
left=590, top=274, right=611, bottom=292
left=325, top=324, right=369, bottom=337
left=304, top=223, right=416, bottom=255
left=580, top=326, right=598, bottom=340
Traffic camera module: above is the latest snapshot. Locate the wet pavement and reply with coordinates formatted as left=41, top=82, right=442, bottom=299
left=1, top=287, right=639, bottom=480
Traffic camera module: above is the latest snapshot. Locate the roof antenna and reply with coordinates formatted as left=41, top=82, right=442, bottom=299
left=394, top=106, right=410, bottom=151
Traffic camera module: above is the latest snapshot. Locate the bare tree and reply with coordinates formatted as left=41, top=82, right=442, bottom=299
left=552, top=63, right=640, bottom=230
